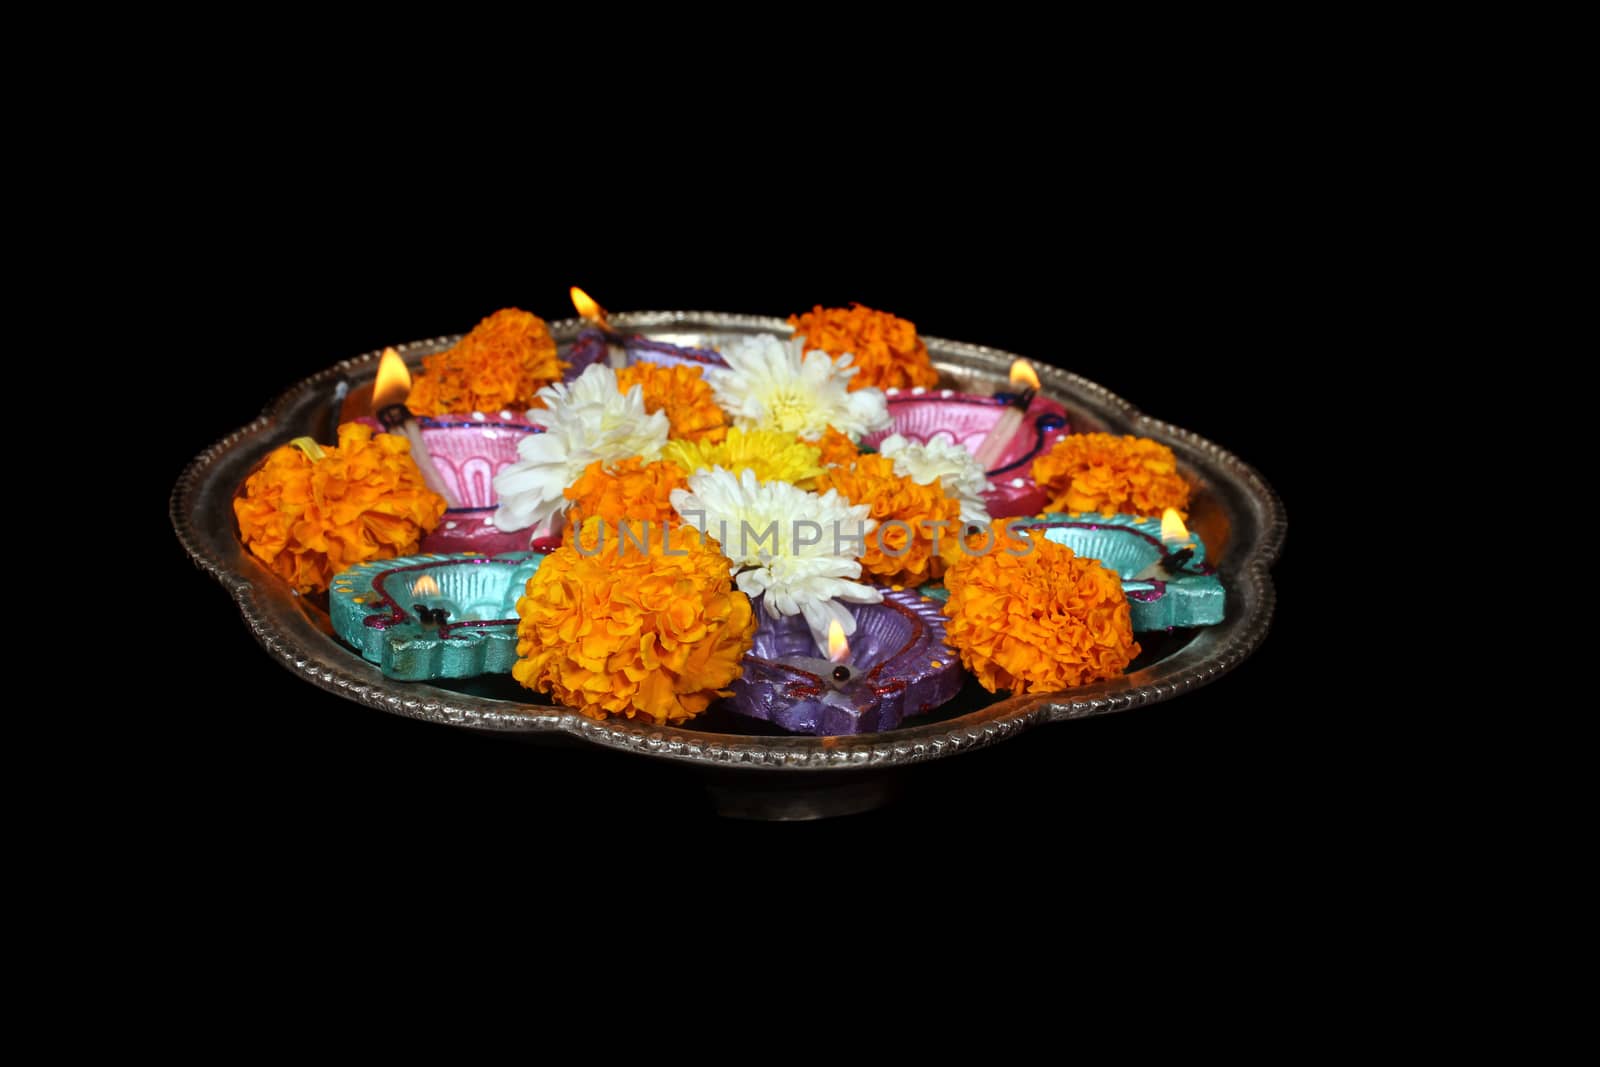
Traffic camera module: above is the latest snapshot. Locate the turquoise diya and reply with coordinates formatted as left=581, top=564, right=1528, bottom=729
left=327, top=547, right=966, bottom=733
left=1027, top=511, right=1223, bottom=630
left=329, top=551, right=544, bottom=680
left=921, top=512, right=1225, bottom=631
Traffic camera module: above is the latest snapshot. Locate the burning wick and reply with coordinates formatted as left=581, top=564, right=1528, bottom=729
left=571, top=286, right=627, bottom=369
left=410, top=574, right=452, bottom=628
left=372, top=347, right=459, bottom=508
left=971, top=359, right=1041, bottom=471
left=777, top=618, right=860, bottom=688
left=826, top=618, right=853, bottom=683
left=1135, top=508, right=1198, bottom=580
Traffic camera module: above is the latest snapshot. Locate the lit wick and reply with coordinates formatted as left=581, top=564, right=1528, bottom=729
left=570, top=286, right=626, bottom=368
left=971, top=359, right=1041, bottom=471
left=372, top=347, right=459, bottom=508
left=826, top=617, right=854, bottom=683
left=776, top=618, right=860, bottom=688
left=1135, top=508, right=1198, bottom=580
left=410, top=573, right=453, bottom=628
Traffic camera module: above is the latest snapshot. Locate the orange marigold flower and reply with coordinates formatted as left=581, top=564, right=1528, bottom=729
left=816, top=454, right=961, bottom=586
left=942, top=526, right=1140, bottom=693
left=812, top=425, right=862, bottom=467
left=934, top=515, right=1032, bottom=571
left=233, top=423, right=447, bottom=594
left=561, top=457, right=691, bottom=542
left=406, top=307, right=564, bottom=416
left=615, top=362, right=729, bottom=443
left=1031, top=432, right=1191, bottom=518
left=789, top=302, right=940, bottom=392
left=513, top=518, right=757, bottom=725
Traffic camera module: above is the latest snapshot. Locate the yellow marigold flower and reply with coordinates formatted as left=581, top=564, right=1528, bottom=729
left=813, top=425, right=861, bottom=467
left=1031, top=432, right=1190, bottom=518
left=942, top=525, right=1140, bottom=693
left=233, top=423, right=447, bottom=594
left=615, top=362, right=729, bottom=444
left=561, top=457, right=691, bottom=542
left=788, top=302, right=940, bottom=392
left=406, top=307, right=564, bottom=416
left=815, top=454, right=961, bottom=586
left=662, top=427, right=826, bottom=488
left=513, top=518, right=757, bottom=725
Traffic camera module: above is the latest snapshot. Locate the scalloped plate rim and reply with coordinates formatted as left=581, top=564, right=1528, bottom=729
left=170, top=310, right=1286, bottom=773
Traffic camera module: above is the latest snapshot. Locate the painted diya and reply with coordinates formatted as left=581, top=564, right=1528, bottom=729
left=329, top=551, right=545, bottom=680
left=1023, top=511, right=1223, bottom=630
left=415, top=415, right=544, bottom=555
left=731, top=591, right=963, bottom=736
left=564, top=326, right=727, bottom=376
left=566, top=287, right=729, bottom=374
left=329, top=551, right=965, bottom=735
left=364, top=324, right=722, bottom=556
left=861, top=385, right=1070, bottom=518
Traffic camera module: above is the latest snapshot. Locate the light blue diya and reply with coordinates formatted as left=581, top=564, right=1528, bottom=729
left=328, top=552, right=544, bottom=680
left=920, top=514, right=1225, bottom=631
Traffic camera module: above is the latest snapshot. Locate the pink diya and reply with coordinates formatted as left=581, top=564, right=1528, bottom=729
left=361, top=313, right=718, bottom=556
left=358, top=348, right=544, bottom=555
left=860, top=382, right=1070, bottom=519
left=415, top=414, right=545, bottom=555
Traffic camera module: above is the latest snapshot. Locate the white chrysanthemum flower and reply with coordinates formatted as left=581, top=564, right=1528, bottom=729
left=491, top=364, right=669, bottom=531
left=670, top=466, right=882, bottom=651
left=877, top=433, right=993, bottom=528
left=705, top=334, right=890, bottom=442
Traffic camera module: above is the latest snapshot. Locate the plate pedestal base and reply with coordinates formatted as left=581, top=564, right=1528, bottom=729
left=702, top=770, right=901, bottom=821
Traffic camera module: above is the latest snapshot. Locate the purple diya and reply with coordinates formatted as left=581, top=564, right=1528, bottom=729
left=730, top=591, right=963, bottom=736
left=860, top=388, right=1070, bottom=518
left=564, top=326, right=727, bottom=375
left=565, top=288, right=727, bottom=372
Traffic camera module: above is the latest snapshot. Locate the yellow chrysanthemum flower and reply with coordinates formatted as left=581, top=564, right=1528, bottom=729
left=662, top=427, right=826, bottom=488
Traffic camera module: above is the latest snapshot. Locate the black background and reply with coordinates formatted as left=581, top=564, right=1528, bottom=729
left=153, top=164, right=1312, bottom=863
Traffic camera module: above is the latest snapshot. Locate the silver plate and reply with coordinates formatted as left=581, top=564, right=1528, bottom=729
left=169, top=311, right=1285, bottom=772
